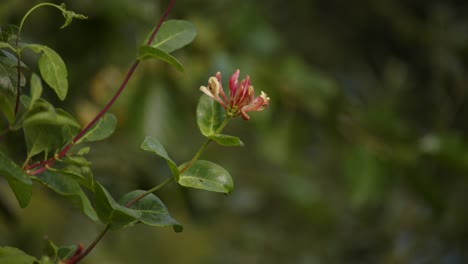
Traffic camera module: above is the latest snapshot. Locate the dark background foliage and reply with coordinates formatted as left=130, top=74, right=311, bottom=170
left=1, top=0, right=468, bottom=263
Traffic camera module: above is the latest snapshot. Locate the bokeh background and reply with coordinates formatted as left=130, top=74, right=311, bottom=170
left=1, top=0, right=468, bottom=263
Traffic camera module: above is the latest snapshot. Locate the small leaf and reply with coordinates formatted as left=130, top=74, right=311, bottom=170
left=75, top=113, right=117, bottom=143
left=209, top=134, right=244, bottom=147
left=119, top=190, right=183, bottom=232
left=94, top=182, right=142, bottom=230
left=34, top=171, right=98, bottom=221
left=140, top=136, right=179, bottom=180
left=0, top=150, right=32, bottom=208
left=76, top=146, right=90, bottom=155
left=25, top=44, right=68, bottom=100
left=178, top=160, right=233, bottom=194
left=29, top=73, right=43, bottom=110
left=196, top=95, right=224, bottom=137
left=0, top=246, right=37, bottom=264
left=137, top=46, right=184, bottom=72
left=0, top=42, right=13, bottom=50
left=149, top=20, right=196, bottom=53
left=61, top=156, right=92, bottom=166
left=60, top=10, right=88, bottom=29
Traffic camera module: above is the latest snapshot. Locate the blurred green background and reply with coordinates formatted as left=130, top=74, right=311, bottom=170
left=1, top=0, right=468, bottom=263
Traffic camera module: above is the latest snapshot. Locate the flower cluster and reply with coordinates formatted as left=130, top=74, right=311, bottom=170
left=200, top=69, right=270, bottom=120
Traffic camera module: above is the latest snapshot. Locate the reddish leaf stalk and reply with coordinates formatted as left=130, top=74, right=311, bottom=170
left=25, top=0, right=177, bottom=175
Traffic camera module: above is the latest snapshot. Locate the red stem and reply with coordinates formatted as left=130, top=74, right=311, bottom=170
left=25, top=0, right=177, bottom=175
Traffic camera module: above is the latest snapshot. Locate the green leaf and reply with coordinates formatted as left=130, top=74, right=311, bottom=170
left=25, top=44, right=68, bottom=100
left=94, top=182, right=142, bottom=230
left=137, top=46, right=183, bottom=72
left=196, top=94, right=224, bottom=137
left=61, top=156, right=92, bottom=166
left=45, top=240, right=59, bottom=260
left=76, top=146, right=90, bottom=155
left=209, top=134, right=244, bottom=147
left=23, top=109, right=81, bottom=158
left=140, top=136, right=179, bottom=181
left=1, top=50, right=27, bottom=68
left=34, top=171, right=98, bottom=221
left=0, top=150, right=32, bottom=208
left=150, top=20, right=196, bottom=53
left=57, top=245, right=78, bottom=260
left=0, top=94, right=14, bottom=124
left=24, top=126, right=64, bottom=158
left=23, top=108, right=80, bottom=128
left=178, top=160, right=233, bottom=194
left=0, top=42, right=13, bottom=50
left=119, top=190, right=183, bottom=232
left=53, top=164, right=93, bottom=190
left=0, top=49, right=26, bottom=95
left=29, top=73, right=43, bottom=110
left=0, top=246, right=37, bottom=264
left=75, top=113, right=117, bottom=143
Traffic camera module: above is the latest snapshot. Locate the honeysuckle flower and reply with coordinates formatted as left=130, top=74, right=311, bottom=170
left=200, top=69, right=270, bottom=120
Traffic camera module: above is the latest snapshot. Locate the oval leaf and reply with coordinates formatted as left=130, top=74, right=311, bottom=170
left=94, top=182, right=142, bottom=230
left=196, top=95, right=224, bottom=137
left=0, top=150, right=32, bottom=208
left=0, top=247, right=37, bottom=264
left=150, top=20, right=196, bottom=53
left=138, top=46, right=183, bottom=72
left=76, top=113, right=117, bottom=143
left=34, top=171, right=98, bottom=221
left=119, top=190, right=183, bottom=232
left=140, top=136, right=179, bottom=180
left=23, top=108, right=81, bottom=128
left=178, top=160, right=233, bottom=194
left=25, top=44, right=68, bottom=100
left=209, top=134, right=244, bottom=147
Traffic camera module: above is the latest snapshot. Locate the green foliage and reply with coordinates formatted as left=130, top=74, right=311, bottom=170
left=29, top=73, right=43, bottom=110
left=196, top=94, right=224, bottom=137
left=137, top=46, right=184, bottom=72
left=119, top=190, right=183, bottom=232
left=23, top=108, right=81, bottom=158
left=0, top=151, right=32, bottom=208
left=208, top=134, right=244, bottom=147
left=149, top=20, right=196, bottom=53
left=59, top=3, right=88, bottom=29
left=33, top=171, right=98, bottom=221
left=24, top=44, right=68, bottom=101
left=76, top=113, right=117, bottom=143
left=178, top=160, right=234, bottom=194
left=0, top=93, right=14, bottom=123
left=94, top=182, right=142, bottom=230
left=46, top=240, right=77, bottom=262
left=0, top=50, right=26, bottom=95
left=0, top=247, right=37, bottom=264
